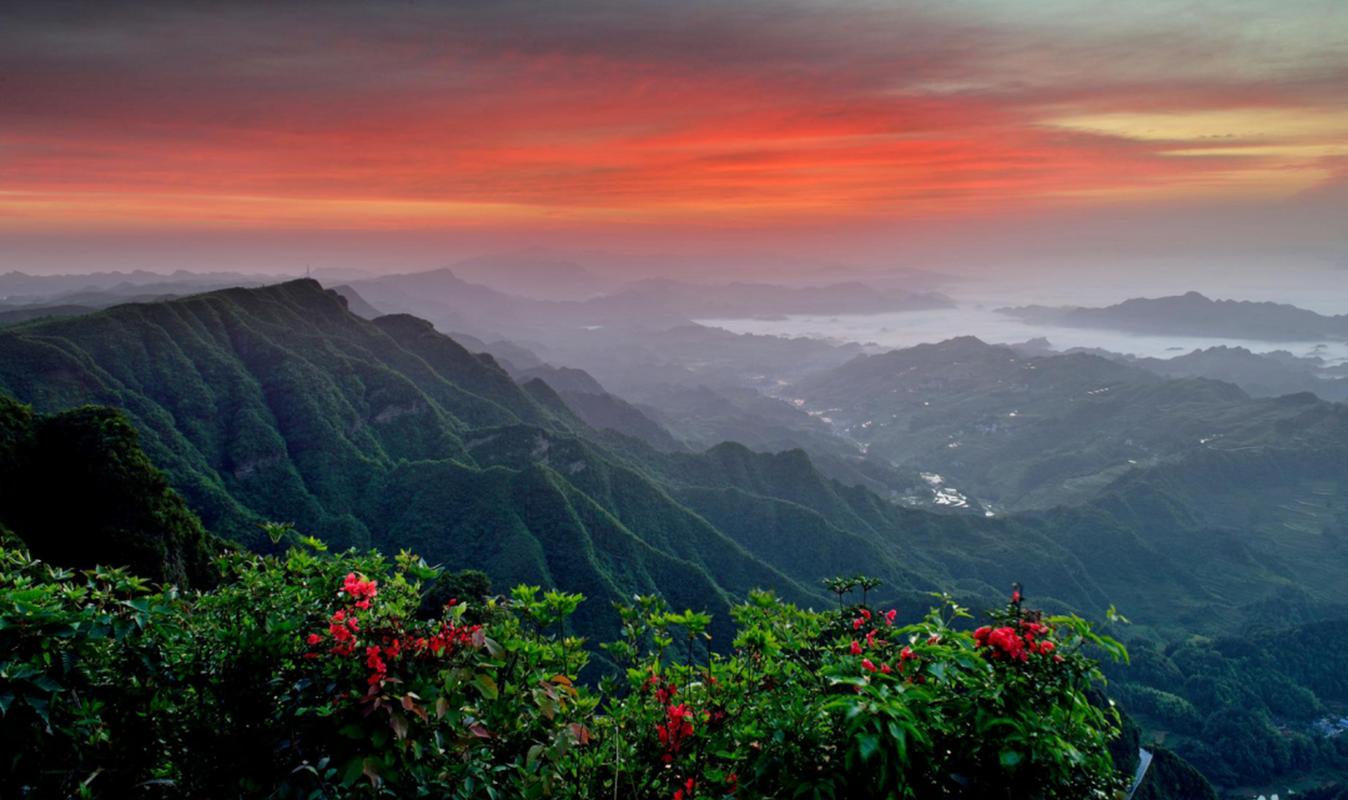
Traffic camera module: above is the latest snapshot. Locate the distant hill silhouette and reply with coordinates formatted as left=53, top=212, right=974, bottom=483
left=1000, top=291, right=1348, bottom=341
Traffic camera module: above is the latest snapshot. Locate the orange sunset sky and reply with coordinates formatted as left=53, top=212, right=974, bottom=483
left=2, top=0, right=1346, bottom=277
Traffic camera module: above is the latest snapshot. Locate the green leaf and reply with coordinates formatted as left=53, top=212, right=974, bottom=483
left=473, top=673, right=499, bottom=700
left=857, top=733, right=880, bottom=762
left=28, top=674, right=63, bottom=693
left=389, top=711, right=409, bottom=740
left=361, top=758, right=381, bottom=787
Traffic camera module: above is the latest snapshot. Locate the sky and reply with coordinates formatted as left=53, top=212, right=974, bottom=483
left=2, top=0, right=1346, bottom=281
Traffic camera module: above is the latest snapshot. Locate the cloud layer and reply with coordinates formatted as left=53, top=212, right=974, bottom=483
left=1, top=0, right=1345, bottom=270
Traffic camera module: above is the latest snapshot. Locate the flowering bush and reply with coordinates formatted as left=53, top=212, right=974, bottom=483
left=0, top=537, right=1129, bottom=798
left=580, top=584, right=1128, bottom=799
left=0, top=538, right=594, bottom=797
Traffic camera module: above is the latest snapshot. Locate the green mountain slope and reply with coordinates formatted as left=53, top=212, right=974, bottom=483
left=0, top=395, right=220, bottom=586
left=792, top=337, right=1348, bottom=510
left=0, top=282, right=822, bottom=643
left=0, top=282, right=562, bottom=547
left=2, top=282, right=1344, bottom=645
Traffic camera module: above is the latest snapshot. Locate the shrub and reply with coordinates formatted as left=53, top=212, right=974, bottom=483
left=579, top=586, right=1129, bottom=799
left=0, top=540, right=1129, bottom=798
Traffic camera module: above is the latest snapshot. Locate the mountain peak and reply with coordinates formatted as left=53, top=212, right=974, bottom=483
left=372, top=312, right=437, bottom=333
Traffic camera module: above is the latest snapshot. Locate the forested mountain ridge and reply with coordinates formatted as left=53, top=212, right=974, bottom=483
left=792, top=336, right=1348, bottom=510
left=0, top=281, right=563, bottom=544
left=0, top=281, right=816, bottom=646
left=2, top=281, right=1344, bottom=645
left=0, top=395, right=221, bottom=586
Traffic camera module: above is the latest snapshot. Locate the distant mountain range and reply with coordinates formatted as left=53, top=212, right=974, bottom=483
left=999, top=291, right=1348, bottom=341
left=346, top=268, right=950, bottom=338
left=3, top=280, right=1346, bottom=792
left=0, top=270, right=293, bottom=327
left=3, top=281, right=1340, bottom=632
left=595, top=278, right=952, bottom=319
left=789, top=336, right=1348, bottom=511
left=1010, top=338, right=1348, bottom=402
left=0, top=269, right=287, bottom=302
left=448, top=249, right=611, bottom=300
left=0, top=303, right=99, bottom=326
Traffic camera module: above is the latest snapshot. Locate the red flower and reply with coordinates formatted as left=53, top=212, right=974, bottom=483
left=342, top=572, right=378, bottom=603
left=861, top=658, right=877, bottom=672
left=328, top=611, right=357, bottom=643
left=884, top=609, right=897, bottom=626
left=900, top=645, right=917, bottom=663
left=365, top=645, right=387, bottom=684
left=306, top=633, right=323, bottom=646
left=853, top=617, right=864, bottom=630
left=657, top=704, right=696, bottom=762
left=850, top=640, right=862, bottom=655
left=1020, top=620, right=1048, bottom=641
left=983, top=626, right=1028, bottom=662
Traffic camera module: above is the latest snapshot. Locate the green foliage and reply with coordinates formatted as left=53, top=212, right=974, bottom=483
left=1130, top=748, right=1219, bottom=800
left=1104, top=620, right=1348, bottom=787
left=0, top=549, right=173, bottom=797
left=0, top=541, right=594, bottom=798
left=0, top=546, right=1132, bottom=799
left=1110, top=683, right=1202, bottom=734
left=575, top=587, right=1129, bottom=800
left=417, top=568, right=492, bottom=620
